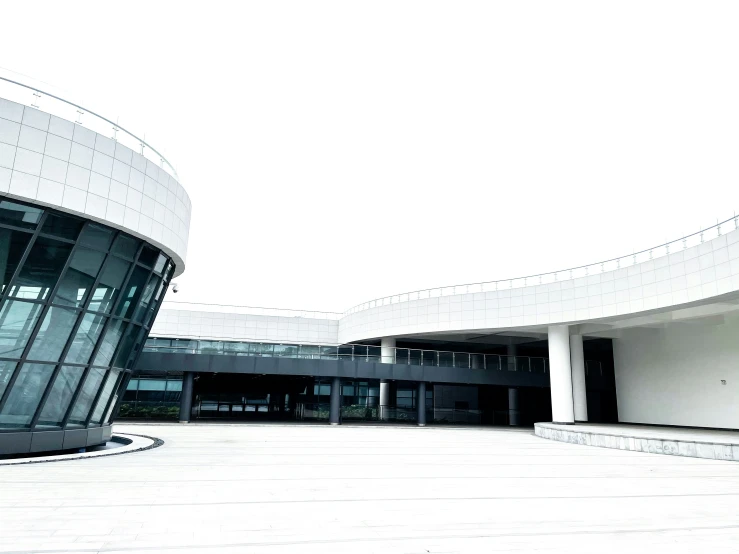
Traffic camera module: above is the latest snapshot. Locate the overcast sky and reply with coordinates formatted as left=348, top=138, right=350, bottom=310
left=1, top=1, right=738, bottom=313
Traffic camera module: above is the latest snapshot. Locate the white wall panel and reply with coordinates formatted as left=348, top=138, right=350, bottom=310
left=613, top=314, right=739, bottom=429
left=150, top=309, right=341, bottom=345
left=0, top=98, right=191, bottom=275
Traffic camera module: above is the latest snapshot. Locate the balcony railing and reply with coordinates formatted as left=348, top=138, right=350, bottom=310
left=143, top=338, right=604, bottom=375
left=0, top=71, right=179, bottom=181
left=344, top=215, right=739, bottom=315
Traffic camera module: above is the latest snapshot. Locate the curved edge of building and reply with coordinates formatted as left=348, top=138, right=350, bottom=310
left=0, top=94, right=190, bottom=456
left=0, top=98, right=191, bottom=277
left=338, top=226, right=739, bottom=344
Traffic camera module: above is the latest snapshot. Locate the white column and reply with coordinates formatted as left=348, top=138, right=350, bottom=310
left=379, top=380, right=390, bottom=420
left=569, top=334, right=588, bottom=422
left=381, top=337, right=396, bottom=364
left=548, top=325, right=575, bottom=423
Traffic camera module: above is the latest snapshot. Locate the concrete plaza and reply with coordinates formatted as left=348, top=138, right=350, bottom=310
left=3, top=423, right=739, bottom=553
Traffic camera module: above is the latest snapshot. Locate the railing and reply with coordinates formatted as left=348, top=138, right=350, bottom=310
left=159, top=301, right=343, bottom=320
left=143, top=338, right=604, bottom=375
left=0, top=70, right=179, bottom=181
left=344, top=215, right=739, bottom=315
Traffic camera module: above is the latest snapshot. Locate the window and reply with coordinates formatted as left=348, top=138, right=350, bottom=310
left=27, top=307, right=78, bottom=362
left=0, top=228, right=33, bottom=293
left=36, top=365, right=84, bottom=428
left=9, top=236, right=73, bottom=300
left=0, top=300, right=44, bottom=358
left=53, top=248, right=106, bottom=307
left=0, top=363, right=54, bottom=428
left=66, top=367, right=106, bottom=427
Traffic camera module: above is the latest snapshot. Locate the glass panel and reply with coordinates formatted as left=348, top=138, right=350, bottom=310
left=113, top=323, right=141, bottom=368
left=66, top=367, right=106, bottom=427
left=27, top=306, right=78, bottom=362
left=36, top=365, right=84, bottom=428
left=153, top=253, right=167, bottom=274
left=138, top=379, right=166, bottom=391
left=0, top=200, right=42, bottom=229
left=53, top=248, right=106, bottom=307
left=92, top=319, right=125, bottom=366
left=0, top=227, right=33, bottom=293
left=115, top=265, right=149, bottom=319
left=40, top=212, right=84, bottom=241
left=90, top=369, right=120, bottom=424
left=111, top=234, right=139, bottom=259
left=78, top=223, right=114, bottom=251
left=0, top=363, right=54, bottom=428
left=9, top=236, right=73, bottom=300
left=132, top=275, right=159, bottom=323
left=126, top=378, right=139, bottom=391
left=0, top=360, right=16, bottom=401
left=65, top=313, right=106, bottom=364
left=137, top=245, right=159, bottom=267
left=0, top=300, right=44, bottom=358
left=88, top=257, right=130, bottom=314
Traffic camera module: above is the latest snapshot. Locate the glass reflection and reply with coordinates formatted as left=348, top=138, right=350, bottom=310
left=36, top=365, right=84, bottom=428
left=27, top=307, right=78, bottom=362
left=0, top=363, right=54, bottom=428
left=10, top=236, right=73, bottom=300
left=0, top=300, right=44, bottom=358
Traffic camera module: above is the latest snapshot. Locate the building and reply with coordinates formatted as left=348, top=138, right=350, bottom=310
left=130, top=215, right=739, bottom=431
left=3, top=75, right=739, bottom=458
left=0, top=79, right=191, bottom=456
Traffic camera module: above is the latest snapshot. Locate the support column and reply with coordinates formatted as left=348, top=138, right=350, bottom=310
left=329, top=376, right=341, bottom=425
left=548, top=325, right=575, bottom=424
left=506, top=343, right=517, bottom=371
left=381, top=337, right=396, bottom=364
left=508, top=387, right=519, bottom=426
left=379, top=379, right=390, bottom=420
left=179, top=372, right=194, bottom=423
left=417, top=382, right=427, bottom=426
left=570, top=334, right=588, bottom=422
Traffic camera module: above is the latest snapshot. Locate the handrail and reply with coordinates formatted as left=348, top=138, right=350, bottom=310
left=142, top=337, right=604, bottom=375
left=0, top=74, right=179, bottom=181
left=344, top=215, right=739, bottom=315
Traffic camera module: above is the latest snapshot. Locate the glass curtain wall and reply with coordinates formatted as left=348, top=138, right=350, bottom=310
left=0, top=197, right=175, bottom=439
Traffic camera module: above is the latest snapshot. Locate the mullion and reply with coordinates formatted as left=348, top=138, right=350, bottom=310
left=0, top=212, right=69, bottom=415
left=0, top=211, right=49, bottom=308
left=77, top=241, right=146, bottom=428
left=62, top=235, right=145, bottom=429
left=28, top=228, right=122, bottom=429
left=98, top=369, right=126, bottom=426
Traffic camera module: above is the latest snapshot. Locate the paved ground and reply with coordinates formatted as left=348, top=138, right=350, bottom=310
left=3, top=423, right=739, bottom=553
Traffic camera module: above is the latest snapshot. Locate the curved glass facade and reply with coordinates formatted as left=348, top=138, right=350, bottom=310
left=0, top=196, right=174, bottom=455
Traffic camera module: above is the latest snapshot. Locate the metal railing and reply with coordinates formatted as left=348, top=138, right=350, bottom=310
left=0, top=71, right=179, bottom=181
left=159, top=301, right=343, bottom=320
left=143, top=338, right=604, bottom=375
left=344, top=215, right=739, bottom=315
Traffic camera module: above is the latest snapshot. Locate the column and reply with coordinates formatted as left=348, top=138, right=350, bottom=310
left=379, top=379, right=390, bottom=421
left=417, top=382, right=427, bottom=426
left=381, top=337, right=396, bottom=364
left=570, top=334, right=588, bottom=422
left=506, top=343, right=517, bottom=371
left=179, top=372, right=194, bottom=423
left=508, top=387, right=519, bottom=426
left=548, top=325, right=575, bottom=423
left=329, top=376, right=341, bottom=425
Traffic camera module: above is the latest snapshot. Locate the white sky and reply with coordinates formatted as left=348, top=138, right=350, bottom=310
left=1, top=1, right=738, bottom=313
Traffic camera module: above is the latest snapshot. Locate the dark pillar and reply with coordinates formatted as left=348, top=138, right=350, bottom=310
left=508, top=387, right=519, bottom=426
left=329, top=376, right=341, bottom=425
left=179, top=372, right=194, bottom=423
left=417, top=382, right=427, bottom=427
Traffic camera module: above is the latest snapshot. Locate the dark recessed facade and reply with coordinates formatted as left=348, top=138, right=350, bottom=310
left=0, top=197, right=175, bottom=455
